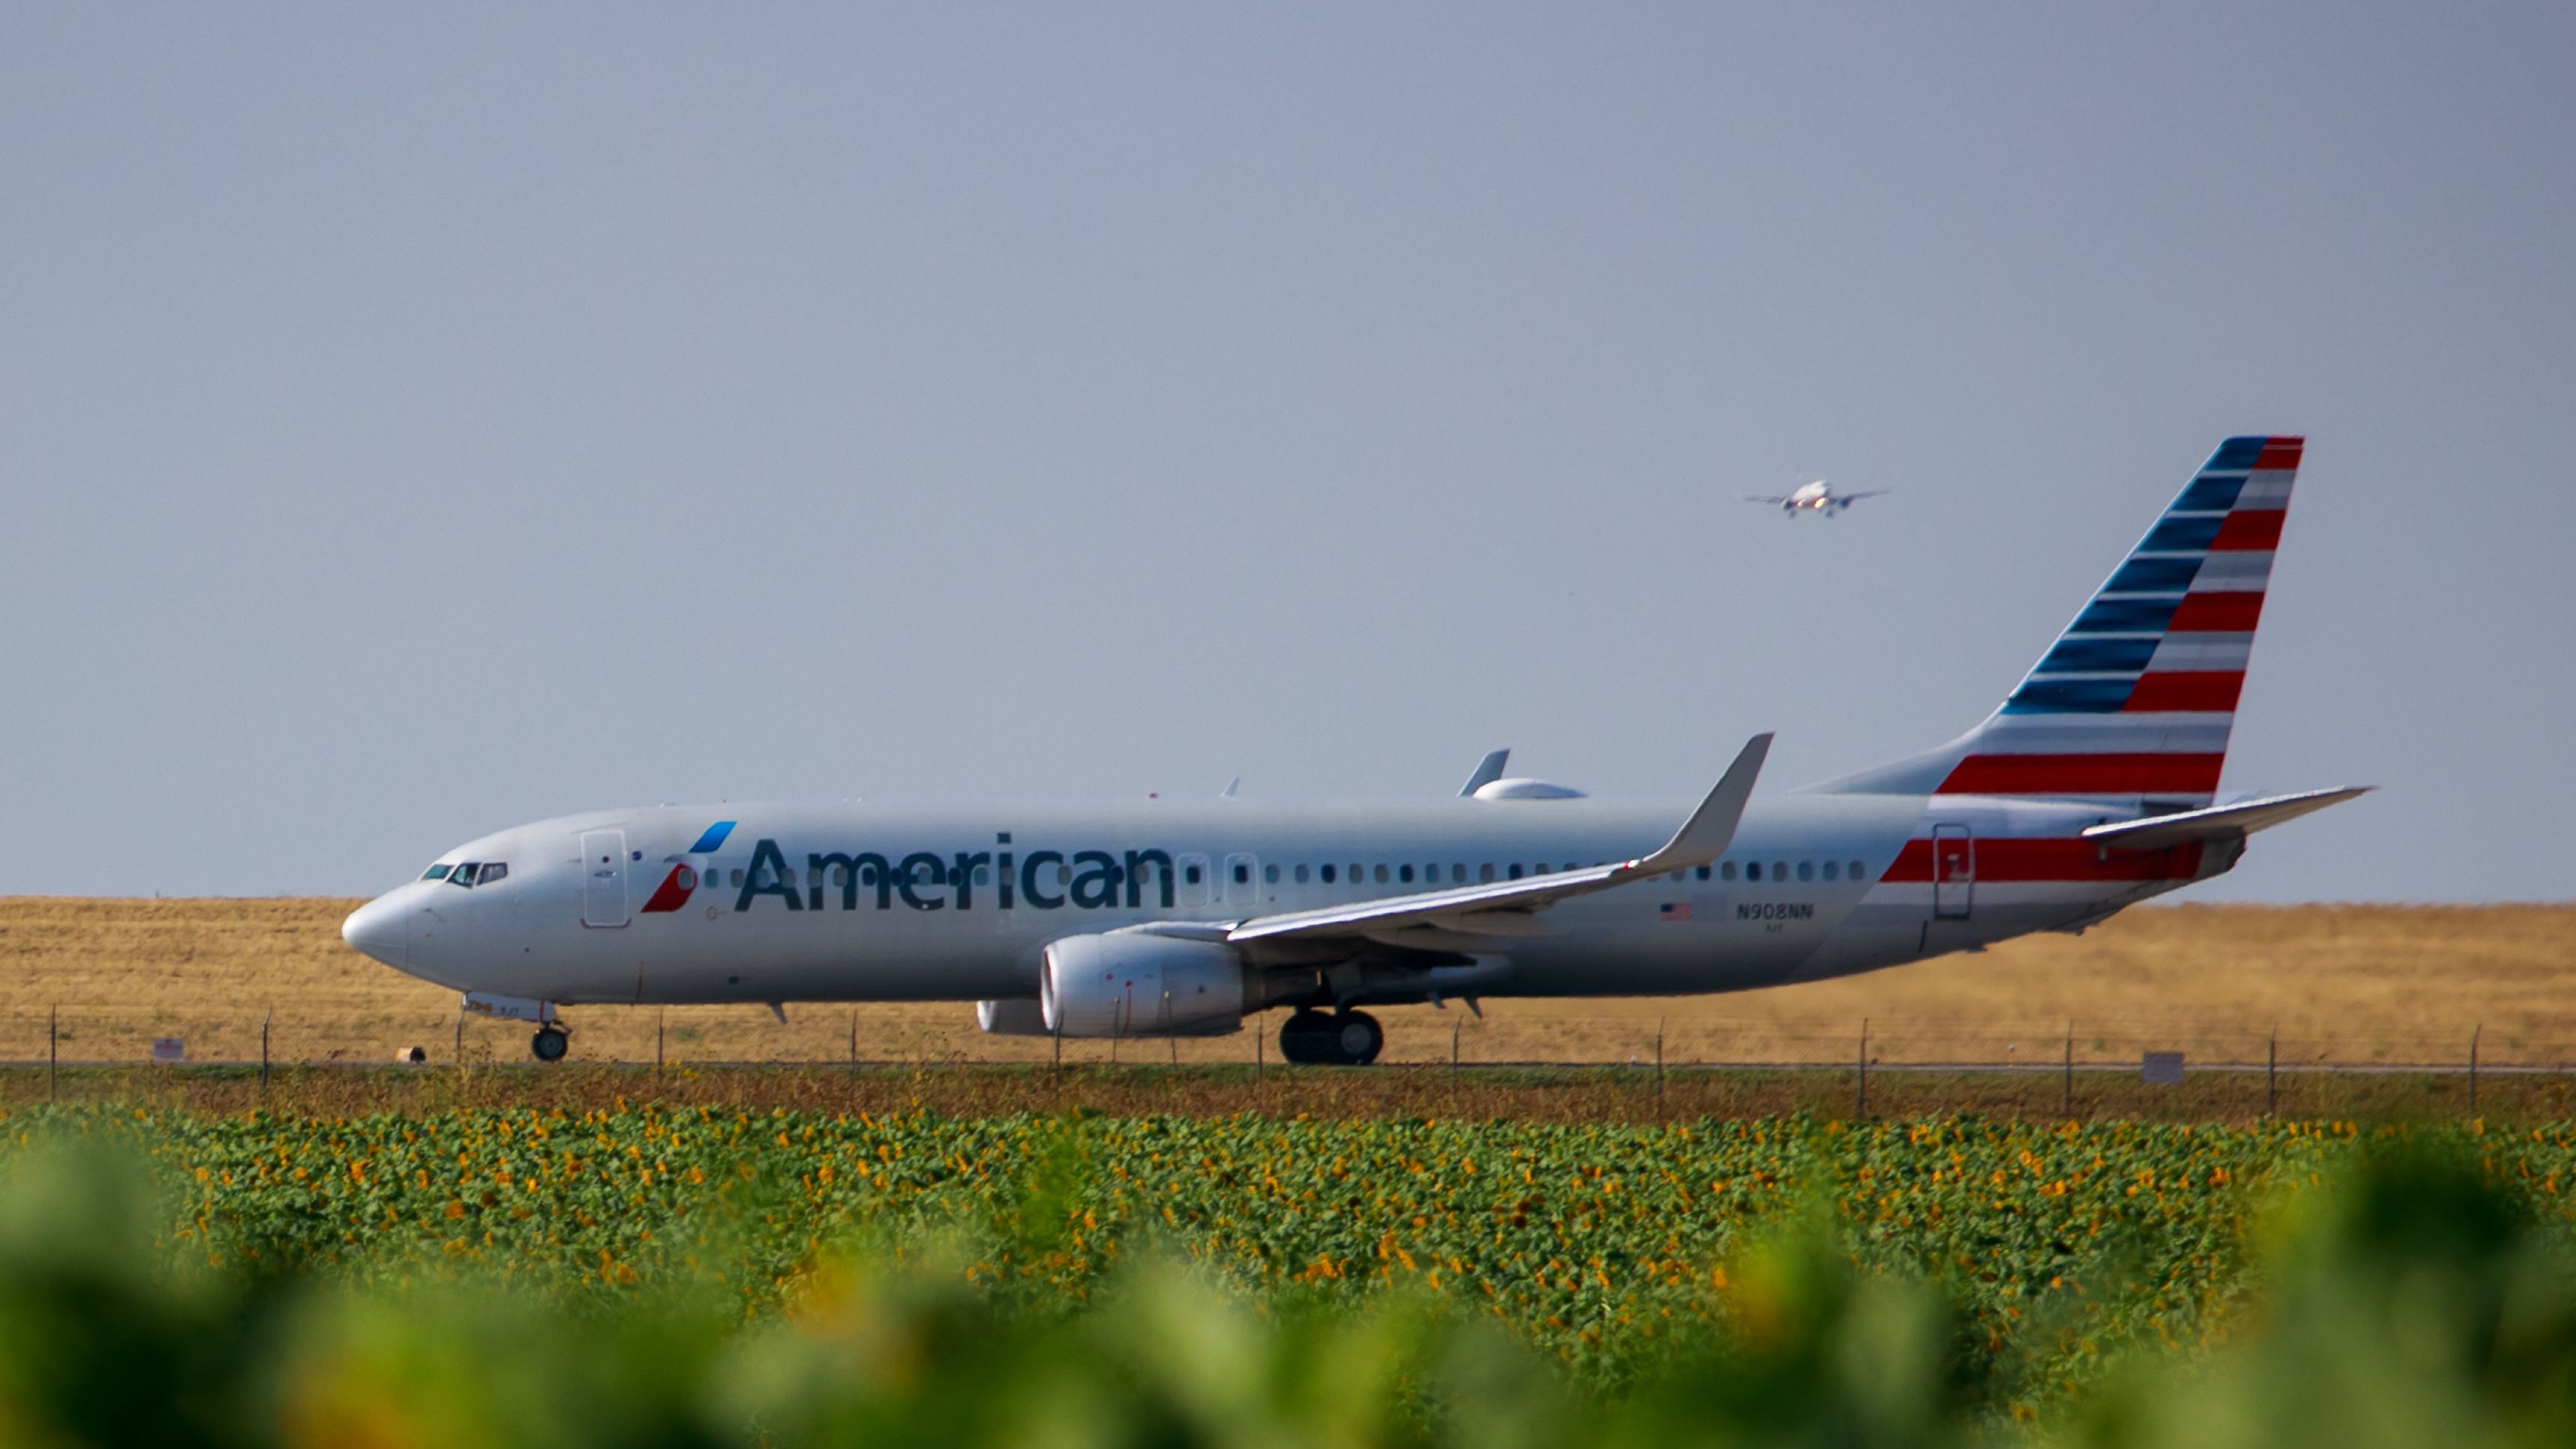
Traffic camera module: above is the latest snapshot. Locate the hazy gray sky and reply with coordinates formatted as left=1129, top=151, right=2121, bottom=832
left=3, top=5, right=2569, bottom=902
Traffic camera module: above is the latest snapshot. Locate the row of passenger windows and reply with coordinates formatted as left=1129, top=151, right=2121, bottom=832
left=690, top=857, right=1871, bottom=890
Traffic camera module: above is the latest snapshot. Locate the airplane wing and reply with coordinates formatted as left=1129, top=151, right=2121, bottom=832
left=1458, top=748, right=1511, bottom=797
left=1834, top=490, right=1890, bottom=501
left=1227, top=734, right=1771, bottom=946
left=1744, top=494, right=1792, bottom=505
left=2079, top=786, right=2370, bottom=851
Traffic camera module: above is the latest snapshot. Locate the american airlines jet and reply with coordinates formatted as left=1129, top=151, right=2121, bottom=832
left=344, top=436, right=2361, bottom=1065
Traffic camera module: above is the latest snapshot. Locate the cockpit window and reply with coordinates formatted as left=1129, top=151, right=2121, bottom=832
left=422, top=864, right=452, bottom=881
left=449, top=861, right=480, bottom=888
left=476, top=862, right=508, bottom=886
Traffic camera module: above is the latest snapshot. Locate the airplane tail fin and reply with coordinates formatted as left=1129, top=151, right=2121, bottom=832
left=1812, top=435, right=2304, bottom=808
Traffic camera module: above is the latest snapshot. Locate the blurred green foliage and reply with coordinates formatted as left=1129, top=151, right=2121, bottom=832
left=0, top=1108, right=2572, bottom=1444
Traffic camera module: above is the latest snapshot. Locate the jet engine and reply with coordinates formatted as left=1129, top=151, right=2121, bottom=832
left=1041, top=932, right=1247, bottom=1037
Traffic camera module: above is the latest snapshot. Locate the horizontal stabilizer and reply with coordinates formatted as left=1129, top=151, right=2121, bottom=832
left=2079, top=785, right=2370, bottom=851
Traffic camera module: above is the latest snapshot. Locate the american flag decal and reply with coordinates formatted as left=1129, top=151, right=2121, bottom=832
left=1659, top=902, right=1691, bottom=921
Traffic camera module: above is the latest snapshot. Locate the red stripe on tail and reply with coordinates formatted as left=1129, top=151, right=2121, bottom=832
left=2123, top=671, right=2246, bottom=712
left=2209, top=509, right=2286, bottom=550
left=1881, top=836, right=2208, bottom=883
left=1936, top=753, right=2225, bottom=795
left=2168, top=592, right=2265, bottom=632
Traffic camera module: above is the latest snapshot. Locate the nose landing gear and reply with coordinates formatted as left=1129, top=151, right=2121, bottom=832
left=530, top=1025, right=569, bottom=1062
left=1277, top=1008, right=1383, bottom=1066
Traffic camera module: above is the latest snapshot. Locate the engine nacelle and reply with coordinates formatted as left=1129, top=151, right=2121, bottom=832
left=975, top=998, right=1050, bottom=1036
left=1041, top=932, right=1247, bottom=1038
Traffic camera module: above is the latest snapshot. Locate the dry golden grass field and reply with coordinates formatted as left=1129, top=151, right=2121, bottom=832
left=0, top=898, right=2568, bottom=1071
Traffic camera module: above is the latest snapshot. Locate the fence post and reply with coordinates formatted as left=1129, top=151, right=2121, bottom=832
left=1052, top=1010, right=1063, bottom=1076
left=453, top=1010, right=464, bottom=1065
left=656, top=1010, right=665, bottom=1073
left=1857, top=1018, right=1869, bottom=1118
left=1451, top=1016, right=1461, bottom=1076
left=2266, top=1026, right=2277, bottom=1118
left=1656, top=1017, right=1666, bottom=1098
left=48, top=1006, right=58, bottom=1102
left=849, top=1010, right=859, bottom=1072
left=2062, top=1022, right=2073, bottom=1117
left=2469, top=1024, right=2481, bottom=1114
left=260, top=1009, right=272, bottom=1098
left=1255, top=1012, right=1263, bottom=1085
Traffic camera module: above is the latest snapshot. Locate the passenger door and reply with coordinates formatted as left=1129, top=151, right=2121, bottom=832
left=1930, top=824, right=1974, bottom=921
left=581, top=830, right=629, bottom=928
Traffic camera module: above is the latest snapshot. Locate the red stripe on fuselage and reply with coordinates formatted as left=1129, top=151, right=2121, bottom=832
left=1935, top=753, right=2225, bottom=795
left=2123, top=670, right=2244, bottom=712
left=2209, top=509, right=2286, bottom=550
left=2167, top=592, right=2265, bottom=632
left=640, top=866, right=695, bottom=914
left=1881, top=836, right=2206, bottom=883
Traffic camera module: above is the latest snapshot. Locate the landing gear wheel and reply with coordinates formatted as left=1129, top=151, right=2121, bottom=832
left=1277, top=1008, right=1382, bottom=1066
left=1332, top=1010, right=1384, bottom=1066
left=1278, top=1009, right=1337, bottom=1066
left=530, top=1026, right=569, bottom=1062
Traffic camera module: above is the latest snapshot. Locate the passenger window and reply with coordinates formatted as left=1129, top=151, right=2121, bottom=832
left=1184, top=863, right=1202, bottom=885
left=1057, top=864, right=1073, bottom=886
left=1399, top=864, right=1415, bottom=884
left=1850, top=860, right=1866, bottom=881
left=450, top=862, right=479, bottom=889
left=832, top=866, right=848, bottom=887
left=1371, top=864, right=1386, bottom=884
left=677, top=866, right=697, bottom=890
left=1746, top=862, right=1761, bottom=882
left=422, top=864, right=452, bottom=881
left=1348, top=863, right=1361, bottom=883
left=1772, top=861, right=1788, bottom=882
left=1508, top=864, right=1524, bottom=880
left=808, top=867, right=822, bottom=887
left=1534, top=863, right=1550, bottom=875
left=1232, top=862, right=1249, bottom=884
left=975, top=866, right=991, bottom=885
left=1320, top=864, right=1335, bottom=884
left=1822, top=861, right=1839, bottom=881
left=1695, top=865, right=1711, bottom=881
left=1264, top=864, right=1278, bottom=884
left=478, top=862, right=508, bottom=886
left=1453, top=864, right=1468, bottom=884
left=1797, top=862, right=1814, bottom=883
left=1296, top=864, right=1311, bottom=883
left=731, top=868, right=745, bottom=887
left=1479, top=863, right=1494, bottom=883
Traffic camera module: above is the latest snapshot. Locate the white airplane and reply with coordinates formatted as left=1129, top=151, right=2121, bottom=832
left=1747, top=478, right=1884, bottom=515
left=345, top=436, right=2362, bottom=1066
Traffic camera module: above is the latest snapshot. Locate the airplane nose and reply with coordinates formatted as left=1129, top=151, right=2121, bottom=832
left=341, top=896, right=410, bottom=968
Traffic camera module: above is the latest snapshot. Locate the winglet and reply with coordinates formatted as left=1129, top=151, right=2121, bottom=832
left=1460, top=748, right=1511, bottom=797
left=1627, top=734, right=1771, bottom=874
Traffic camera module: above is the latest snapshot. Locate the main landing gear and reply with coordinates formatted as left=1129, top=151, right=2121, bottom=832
left=530, top=1025, right=569, bottom=1062
left=1278, top=1008, right=1383, bottom=1066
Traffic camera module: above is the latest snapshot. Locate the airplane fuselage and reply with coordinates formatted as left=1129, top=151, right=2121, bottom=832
left=353, top=789, right=2216, bottom=1013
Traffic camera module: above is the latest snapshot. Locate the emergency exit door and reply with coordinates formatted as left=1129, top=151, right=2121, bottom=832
left=1931, top=824, right=1974, bottom=921
left=581, top=830, right=629, bottom=928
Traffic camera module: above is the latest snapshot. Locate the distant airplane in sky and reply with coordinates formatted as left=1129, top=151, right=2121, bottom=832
left=342, top=436, right=2358, bottom=1066
left=1746, top=478, right=1885, bottom=516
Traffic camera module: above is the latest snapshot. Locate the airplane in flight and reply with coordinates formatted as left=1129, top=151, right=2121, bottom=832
left=1747, top=478, right=1884, bottom=516
left=344, top=436, right=2361, bottom=1066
